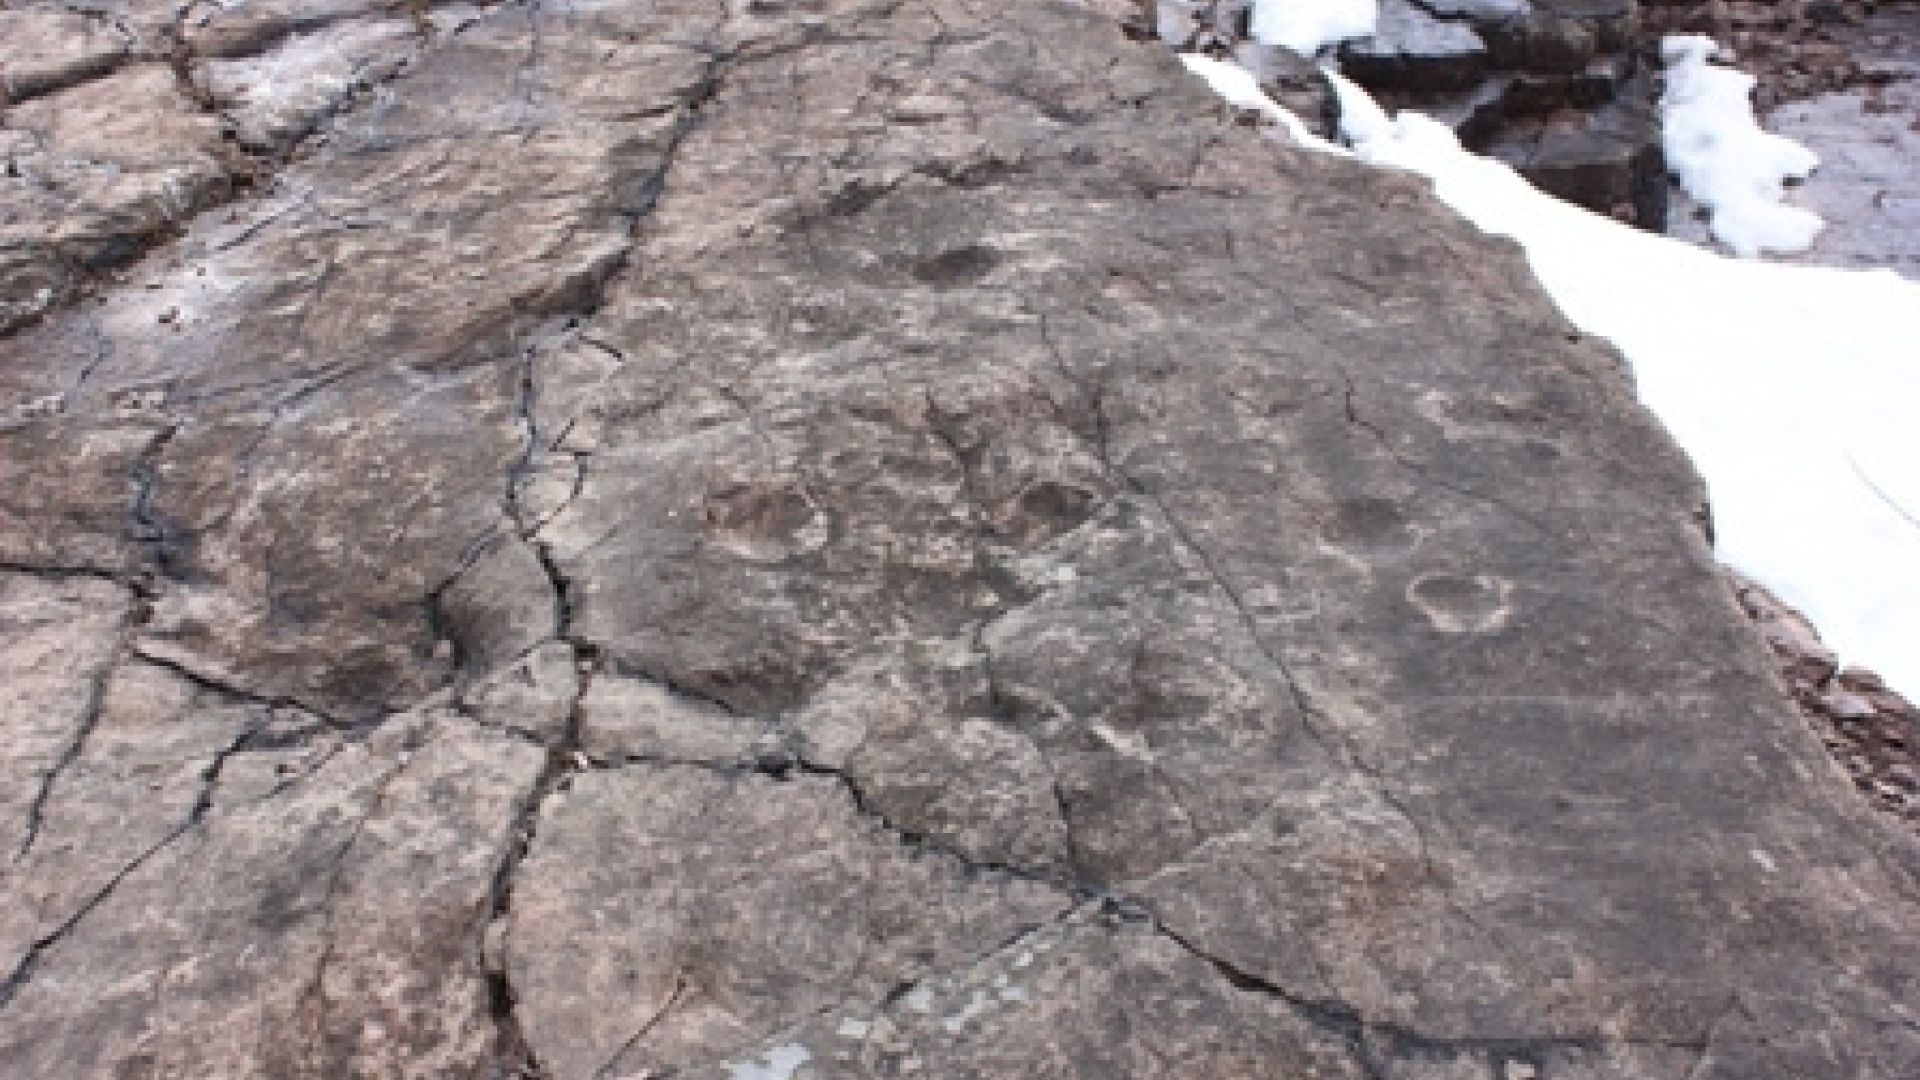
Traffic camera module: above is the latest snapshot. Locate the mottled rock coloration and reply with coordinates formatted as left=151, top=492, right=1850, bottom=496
left=2, top=2, right=1916, bottom=1078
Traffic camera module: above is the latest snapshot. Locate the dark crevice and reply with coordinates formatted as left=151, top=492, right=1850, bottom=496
left=0, top=717, right=264, bottom=1011
left=444, top=683, right=563, bottom=752
left=485, top=469, right=592, bottom=1079
left=479, top=627, right=589, bottom=1080
left=870, top=902, right=1090, bottom=1013
left=480, top=30, right=747, bottom=1073
left=127, top=645, right=355, bottom=732
left=0, top=4, right=414, bottom=111
left=1149, top=920, right=1704, bottom=1080
left=969, top=617, right=1086, bottom=875
left=0, top=560, right=135, bottom=588
left=782, top=753, right=1089, bottom=900
left=15, top=594, right=136, bottom=861
left=598, top=656, right=766, bottom=722
left=128, top=422, right=185, bottom=579
left=15, top=666, right=119, bottom=861
left=590, top=973, right=687, bottom=1080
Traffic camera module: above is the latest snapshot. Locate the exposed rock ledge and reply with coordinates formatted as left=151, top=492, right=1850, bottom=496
left=2, top=1, right=1916, bottom=1077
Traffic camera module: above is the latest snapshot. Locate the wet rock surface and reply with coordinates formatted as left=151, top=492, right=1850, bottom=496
left=3, top=2, right=1919, bottom=1078
left=1159, top=0, right=1667, bottom=225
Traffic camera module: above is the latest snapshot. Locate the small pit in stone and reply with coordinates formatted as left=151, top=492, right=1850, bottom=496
left=1407, top=571, right=1513, bottom=633
left=702, top=479, right=829, bottom=563
left=912, top=243, right=1002, bottom=286
left=1319, top=497, right=1421, bottom=559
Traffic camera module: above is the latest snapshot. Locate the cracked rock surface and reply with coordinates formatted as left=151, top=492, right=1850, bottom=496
left=2, top=1, right=1917, bottom=1077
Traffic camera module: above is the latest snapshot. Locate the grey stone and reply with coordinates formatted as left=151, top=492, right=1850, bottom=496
left=1, top=1, right=1916, bottom=1077
left=1415, top=0, right=1532, bottom=20
left=576, top=671, right=776, bottom=764
left=505, top=766, right=1069, bottom=1078
left=0, top=4, right=132, bottom=104
left=459, top=639, right=580, bottom=746
left=0, top=572, right=129, bottom=862
left=1342, top=0, right=1490, bottom=92
left=1487, top=97, right=1668, bottom=226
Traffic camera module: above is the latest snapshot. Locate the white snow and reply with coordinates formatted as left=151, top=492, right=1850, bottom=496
left=1250, top=0, right=1379, bottom=56
left=1179, top=57, right=1920, bottom=699
left=1661, top=35, right=1824, bottom=258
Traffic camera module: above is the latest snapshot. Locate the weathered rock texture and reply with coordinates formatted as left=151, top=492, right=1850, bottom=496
left=2, top=1, right=1917, bottom=1078
left=1727, top=569, right=1920, bottom=828
left=1641, top=0, right=1908, bottom=111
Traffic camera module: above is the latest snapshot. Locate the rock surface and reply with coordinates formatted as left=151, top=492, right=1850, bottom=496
left=1342, top=0, right=1492, bottom=92
left=1160, top=0, right=1667, bottom=225
left=1728, top=569, right=1920, bottom=828
left=2, top=1, right=1918, bottom=1078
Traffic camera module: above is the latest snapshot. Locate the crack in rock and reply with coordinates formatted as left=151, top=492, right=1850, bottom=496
left=0, top=718, right=261, bottom=1010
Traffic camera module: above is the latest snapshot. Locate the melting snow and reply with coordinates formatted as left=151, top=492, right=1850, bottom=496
left=1180, top=56, right=1920, bottom=701
left=1661, top=35, right=1824, bottom=257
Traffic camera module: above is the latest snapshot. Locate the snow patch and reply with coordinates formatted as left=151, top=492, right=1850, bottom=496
left=1660, top=35, right=1823, bottom=258
left=1251, top=0, right=1379, bottom=56
left=1315, top=69, right=1920, bottom=699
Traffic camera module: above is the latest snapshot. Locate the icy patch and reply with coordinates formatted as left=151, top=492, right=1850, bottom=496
left=1322, top=70, right=1920, bottom=699
left=1178, top=54, right=1345, bottom=153
left=727, top=1042, right=812, bottom=1080
left=1251, top=0, right=1379, bottom=56
left=1661, top=35, right=1823, bottom=258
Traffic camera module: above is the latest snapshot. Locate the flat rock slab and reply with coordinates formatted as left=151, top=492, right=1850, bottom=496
left=1, top=1, right=1917, bottom=1078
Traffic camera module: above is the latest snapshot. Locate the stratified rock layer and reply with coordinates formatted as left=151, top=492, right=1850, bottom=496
left=2, top=2, right=1916, bottom=1078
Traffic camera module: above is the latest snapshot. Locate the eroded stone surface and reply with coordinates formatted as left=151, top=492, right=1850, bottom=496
left=0, top=572, right=128, bottom=861
left=1, top=1, right=1916, bottom=1078
left=506, top=766, right=1070, bottom=1078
